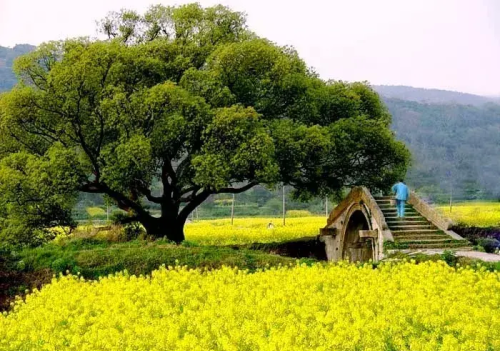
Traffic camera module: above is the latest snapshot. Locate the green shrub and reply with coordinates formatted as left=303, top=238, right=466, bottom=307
left=51, top=257, right=78, bottom=274
left=11, top=239, right=306, bottom=280
left=477, top=238, right=500, bottom=253
left=441, top=250, right=457, bottom=266
left=473, top=245, right=486, bottom=252
left=123, top=223, right=145, bottom=241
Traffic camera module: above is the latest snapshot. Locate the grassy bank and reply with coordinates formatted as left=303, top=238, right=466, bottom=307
left=10, top=240, right=312, bottom=278
left=1, top=216, right=327, bottom=310
left=385, top=251, right=500, bottom=271
left=0, top=239, right=315, bottom=311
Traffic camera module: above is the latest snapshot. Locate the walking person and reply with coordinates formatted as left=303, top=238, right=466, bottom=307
left=392, top=179, right=409, bottom=218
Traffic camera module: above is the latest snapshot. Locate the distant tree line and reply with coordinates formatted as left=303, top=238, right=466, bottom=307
left=374, top=85, right=500, bottom=106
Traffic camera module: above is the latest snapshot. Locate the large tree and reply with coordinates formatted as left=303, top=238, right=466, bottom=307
left=0, top=3, right=409, bottom=244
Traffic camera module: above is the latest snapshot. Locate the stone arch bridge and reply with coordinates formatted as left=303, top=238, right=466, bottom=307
left=319, top=187, right=470, bottom=262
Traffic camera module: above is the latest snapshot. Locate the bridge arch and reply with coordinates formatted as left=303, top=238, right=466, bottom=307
left=319, top=187, right=389, bottom=262
left=342, top=205, right=373, bottom=262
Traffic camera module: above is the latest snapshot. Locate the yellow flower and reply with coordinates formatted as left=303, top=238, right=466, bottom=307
left=438, top=202, right=500, bottom=227
left=185, top=217, right=326, bottom=245
left=1, top=261, right=499, bottom=350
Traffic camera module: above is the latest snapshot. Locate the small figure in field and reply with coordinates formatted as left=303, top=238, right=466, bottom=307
left=392, top=179, right=409, bottom=218
left=267, top=222, right=275, bottom=229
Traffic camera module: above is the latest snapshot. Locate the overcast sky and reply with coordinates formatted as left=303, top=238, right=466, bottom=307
left=1, top=0, right=499, bottom=96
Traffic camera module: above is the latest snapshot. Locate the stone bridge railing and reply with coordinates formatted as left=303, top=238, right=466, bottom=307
left=408, top=192, right=463, bottom=240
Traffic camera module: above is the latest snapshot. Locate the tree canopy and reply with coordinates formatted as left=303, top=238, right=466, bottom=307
left=0, top=3, right=409, bottom=244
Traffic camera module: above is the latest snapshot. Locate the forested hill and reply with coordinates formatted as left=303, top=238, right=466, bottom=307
left=0, top=45, right=36, bottom=91
left=374, top=85, right=500, bottom=106
left=384, top=98, right=500, bottom=200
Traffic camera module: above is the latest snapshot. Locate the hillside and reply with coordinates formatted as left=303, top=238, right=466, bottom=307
left=374, top=85, right=500, bottom=106
left=385, top=98, right=500, bottom=200
left=0, top=44, right=36, bottom=91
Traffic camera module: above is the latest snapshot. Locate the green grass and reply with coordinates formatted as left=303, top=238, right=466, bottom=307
left=384, top=251, right=500, bottom=271
left=11, top=239, right=314, bottom=280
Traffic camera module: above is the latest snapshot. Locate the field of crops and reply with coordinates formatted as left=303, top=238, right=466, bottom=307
left=1, top=261, right=499, bottom=350
left=438, top=202, right=500, bottom=227
left=184, top=217, right=326, bottom=245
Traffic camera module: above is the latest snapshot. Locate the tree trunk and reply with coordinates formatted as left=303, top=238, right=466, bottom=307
left=143, top=216, right=186, bottom=243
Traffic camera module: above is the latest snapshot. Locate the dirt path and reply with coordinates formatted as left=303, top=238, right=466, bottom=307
left=400, top=249, right=500, bottom=262
left=454, top=251, right=500, bottom=262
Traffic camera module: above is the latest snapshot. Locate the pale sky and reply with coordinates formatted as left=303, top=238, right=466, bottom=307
left=1, top=0, right=499, bottom=96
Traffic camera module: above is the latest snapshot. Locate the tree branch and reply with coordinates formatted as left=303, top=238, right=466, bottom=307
left=70, top=83, right=101, bottom=182
left=174, top=156, right=191, bottom=183
left=95, top=109, right=105, bottom=159
left=177, top=190, right=211, bottom=223
left=116, top=215, right=141, bottom=225
left=79, top=182, right=151, bottom=219
left=25, top=69, right=48, bottom=91
left=180, top=185, right=199, bottom=196
left=179, top=186, right=202, bottom=203
left=137, top=184, right=163, bottom=204
left=163, top=160, right=178, bottom=185
left=216, top=182, right=258, bottom=194
left=6, top=129, right=43, bottom=156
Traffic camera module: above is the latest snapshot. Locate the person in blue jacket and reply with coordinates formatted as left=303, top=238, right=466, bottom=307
left=391, top=180, right=409, bottom=218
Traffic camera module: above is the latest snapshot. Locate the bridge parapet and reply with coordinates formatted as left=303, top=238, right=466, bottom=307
left=408, top=192, right=464, bottom=241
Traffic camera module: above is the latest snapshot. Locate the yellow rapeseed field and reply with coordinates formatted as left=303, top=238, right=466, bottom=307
left=1, top=261, right=499, bottom=351
left=184, top=217, right=326, bottom=245
left=438, top=202, right=500, bottom=227
left=86, top=207, right=106, bottom=218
